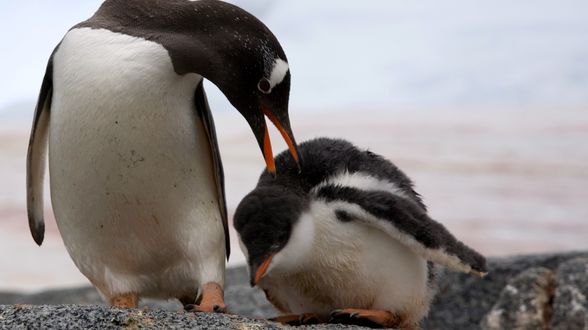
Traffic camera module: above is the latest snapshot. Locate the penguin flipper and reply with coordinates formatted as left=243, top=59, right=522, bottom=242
left=316, top=185, right=487, bottom=276
left=194, top=81, right=230, bottom=259
left=27, top=49, right=58, bottom=246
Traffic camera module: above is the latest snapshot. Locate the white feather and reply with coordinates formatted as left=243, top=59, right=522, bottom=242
left=325, top=201, right=473, bottom=274
left=268, top=211, right=315, bottom=275
left=268, top=58, right=289, bottom=90
left=257, top=171, right=477, bottom=322
left=312, top=170, right=410, bottom=199
left=261, top=200, right=432, bottom=322
left=312, top=171, right=473, bottom=273
left=49, top=27, right=225, bottom=299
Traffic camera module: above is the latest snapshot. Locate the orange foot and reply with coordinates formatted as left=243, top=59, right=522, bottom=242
left=110, top=293, right=139, bottom=308
left=185, top=282, right=227, bottom=313
left=270, top=313, right=329, bottom=326
left=330, top=308, right=405, bottom=329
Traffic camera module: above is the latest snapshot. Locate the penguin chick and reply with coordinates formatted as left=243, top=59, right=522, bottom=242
left=234, top=137, right=487, bottom=329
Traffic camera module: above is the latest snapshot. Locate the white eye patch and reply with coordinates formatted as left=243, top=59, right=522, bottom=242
left=261, top=58, right=289, bottom=94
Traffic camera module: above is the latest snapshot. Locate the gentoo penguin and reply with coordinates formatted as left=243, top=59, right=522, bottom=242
left=234, top=138, right=487, bottom=329
left=26, top=0, right=299, bottom=312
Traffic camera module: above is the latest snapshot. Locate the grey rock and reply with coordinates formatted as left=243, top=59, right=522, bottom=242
left=225, top=284, right=277, bottom=318
left=225, top=267, right=279, bottom=317
left=0, top=305, right=371, bottom=330
left=423, top=251, right=588, bottom=330
left=2, top=251, right=588, bottom=329
left=0, top=267, right=276, bottom=317
left=551, top=257, right=588, bottom=330
left=479, top=267, right=555, bottom=330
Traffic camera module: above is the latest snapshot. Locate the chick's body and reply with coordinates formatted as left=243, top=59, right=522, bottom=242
left=235, top=138, right=487, bottom=328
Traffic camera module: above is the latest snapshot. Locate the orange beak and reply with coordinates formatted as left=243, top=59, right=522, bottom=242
left=251, top=254, right=274, bottom=286
left=261, top=106, right=300, bottom=174
left=262, top=124, right=276, bottom=173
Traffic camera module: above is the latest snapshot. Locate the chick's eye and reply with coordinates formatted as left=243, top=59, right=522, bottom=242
left=258, top=78, right=271, bottom=94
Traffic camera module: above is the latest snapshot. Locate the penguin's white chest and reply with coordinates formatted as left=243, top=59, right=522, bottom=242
left=260, top=201, right=432, bottom=321
left=48, top=28, right=225, bottom=298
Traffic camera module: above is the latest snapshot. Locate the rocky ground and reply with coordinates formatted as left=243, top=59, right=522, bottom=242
left=1, top=252, right=587, bottom=329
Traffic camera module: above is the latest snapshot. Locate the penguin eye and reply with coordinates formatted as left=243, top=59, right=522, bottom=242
left=258, top=78, right=272, bottom=94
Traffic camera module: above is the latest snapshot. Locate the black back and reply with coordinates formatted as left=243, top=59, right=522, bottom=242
left=257, top=137, right=426, bottom=210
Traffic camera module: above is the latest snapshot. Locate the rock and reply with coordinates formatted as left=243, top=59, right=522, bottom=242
left=2, top=251, right=588, bottom=329
left=225, top=284, right=277, bottom=318
left=0, top=305, right=371, bottom=330
left=0, top=267, right=275, bottom=316
left=423, top=251, right=588, bottom=330
left=479, top=267, right=555, bottom=330
left=551, top=257, right=588, bottom=330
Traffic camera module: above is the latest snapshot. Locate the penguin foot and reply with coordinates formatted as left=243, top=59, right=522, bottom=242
left=185, top=303, right=227, bottom=313
left=330, top=308, right=407, bottom=329
left=270, top=313, right=329, bottom=326
left=109, top=293, right=139, bottom=308
left=185, top=282, right=226, bottom=314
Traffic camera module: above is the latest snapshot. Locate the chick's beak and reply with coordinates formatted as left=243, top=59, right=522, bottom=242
left=249, top=254, right=274, bottom=287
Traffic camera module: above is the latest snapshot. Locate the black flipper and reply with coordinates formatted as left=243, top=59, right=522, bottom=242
left=194, top=80, right=230, bottom=259
left=26, top=47, right=59, bottom=246
left=316, top=185, right=487, bottom=276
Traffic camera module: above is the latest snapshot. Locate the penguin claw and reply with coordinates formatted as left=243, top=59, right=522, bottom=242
left=185, top=303, right=227, bottom=314
left=330, top=308, right=399, bottom=328
left=301, top=314, right=320, bottom=325
left=329, top=310, right=341, bottom=317
left=184, top=282, right=227, bottom=314
left=213, top=304, right=227, bottom=313
left=329, top=310, right=348, bottom=319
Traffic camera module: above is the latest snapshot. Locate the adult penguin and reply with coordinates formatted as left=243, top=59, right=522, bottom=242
left=26, top=0, right=299, bottom=311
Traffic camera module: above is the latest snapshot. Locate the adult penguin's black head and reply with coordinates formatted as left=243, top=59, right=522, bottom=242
left=78, top=0, right=300, bottom=172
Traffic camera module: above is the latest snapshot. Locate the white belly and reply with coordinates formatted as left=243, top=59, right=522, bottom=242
left=261, top=202, right=432, bottom=321
left=48, top=28, right=225, bottom=298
